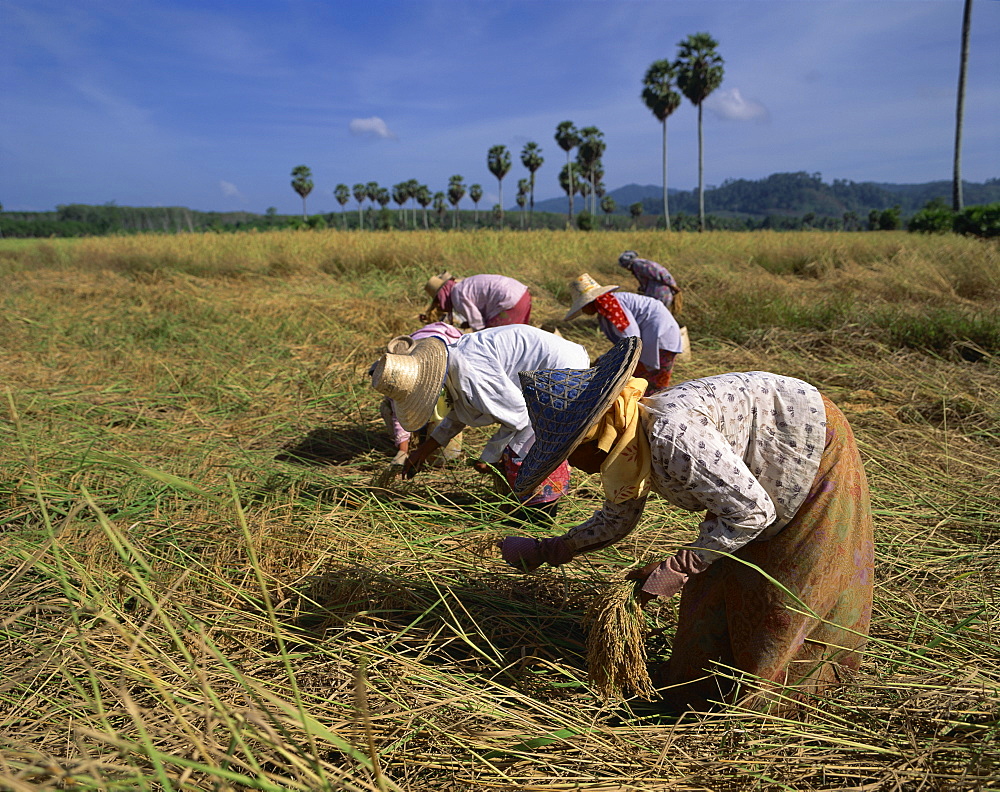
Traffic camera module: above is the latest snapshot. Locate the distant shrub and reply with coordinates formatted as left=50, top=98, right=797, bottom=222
left=953, top=203, right=1000, bottom=239
left=867, top=206, right=902, bottom=231
left=908, top=199, right=954, bottom=234
left=576, top=211, right=595, bottom=231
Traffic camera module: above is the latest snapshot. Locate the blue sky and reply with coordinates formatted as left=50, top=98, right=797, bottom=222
left=2, top=0, right=998, bottom=214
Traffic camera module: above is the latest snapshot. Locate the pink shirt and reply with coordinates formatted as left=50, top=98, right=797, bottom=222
left=450, top=275, right=529, bottom=331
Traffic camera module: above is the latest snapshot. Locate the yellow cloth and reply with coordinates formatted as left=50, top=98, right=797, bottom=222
left=432, top=391, right=450, bottom=423
left=581, top=377, right=652, bottom=503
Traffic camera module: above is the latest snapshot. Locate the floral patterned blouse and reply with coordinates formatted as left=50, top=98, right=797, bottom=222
left=562, top=372, right=827, bottom=565
left=623, top=257, right=679, bottom=308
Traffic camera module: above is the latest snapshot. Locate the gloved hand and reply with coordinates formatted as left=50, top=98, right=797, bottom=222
left=498, top=536, right=573, bottom=572
left=625, top=548, right=710, bottom=606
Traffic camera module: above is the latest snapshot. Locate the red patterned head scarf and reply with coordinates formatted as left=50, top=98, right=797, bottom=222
left=594, top=292, right=629, bottom=332
left=435, top=278, right=457, bottom=311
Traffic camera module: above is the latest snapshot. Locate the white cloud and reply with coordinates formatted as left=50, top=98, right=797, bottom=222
left=349, top=116, right=397, bottom=140
left=707, top=88, right=769, bottom=123
left=219, top=180, right=245, bottom=201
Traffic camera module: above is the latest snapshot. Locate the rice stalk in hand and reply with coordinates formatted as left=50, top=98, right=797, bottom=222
left=583, top=579, right=656, bottom=701
left=370, top=463, right=402, bottom=489
left=465, top=533, right=504, bottom=560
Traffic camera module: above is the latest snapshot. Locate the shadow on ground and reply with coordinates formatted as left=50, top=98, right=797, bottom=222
left=276, top=425, right=393, bottom=465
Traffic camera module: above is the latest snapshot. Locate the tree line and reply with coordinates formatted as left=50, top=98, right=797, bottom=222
left=287, top=32, right=726, bottom=235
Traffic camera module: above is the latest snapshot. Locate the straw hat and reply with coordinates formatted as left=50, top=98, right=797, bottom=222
left=514, top=337, right=641, bottom=496
left=386, top=335, right=416, bottom=355
left=424, top=271, right=454, bottom=298
left=370, top=337, right=449, bottom=431
left=564, top=273, right=620, bottom=321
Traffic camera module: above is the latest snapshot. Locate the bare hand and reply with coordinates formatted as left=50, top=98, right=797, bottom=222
left=471, top=460, right=491, bottom=474
left=402, top=448, right=428, bottom=479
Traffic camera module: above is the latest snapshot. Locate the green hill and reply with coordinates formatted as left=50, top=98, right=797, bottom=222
left=532, top=172, right=1000, bottom=218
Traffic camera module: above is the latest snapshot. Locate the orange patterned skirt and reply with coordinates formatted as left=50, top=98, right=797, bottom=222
left=659, top=395, right=874, bottom=712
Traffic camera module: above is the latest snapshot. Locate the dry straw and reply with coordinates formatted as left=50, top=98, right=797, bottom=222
left=583, top=578, right=657, bottom=701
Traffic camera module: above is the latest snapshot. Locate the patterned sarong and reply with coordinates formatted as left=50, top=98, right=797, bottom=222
left=634, top=349, right=677, bottom=395
left=501, top=448, right=570, bottom=506
left=659, top=395, right=874, bottom=712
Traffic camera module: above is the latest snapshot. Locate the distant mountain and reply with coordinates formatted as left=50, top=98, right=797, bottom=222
left=529, top=173, right=1000, bottom=218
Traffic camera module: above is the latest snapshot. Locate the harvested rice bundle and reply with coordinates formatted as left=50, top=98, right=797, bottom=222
left=583, top=579, right=656, bottom=701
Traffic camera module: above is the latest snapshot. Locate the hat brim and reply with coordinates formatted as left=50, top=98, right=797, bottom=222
left=564, top=284, right=619, bottom=321
left=386, top=335, right=416, bottom=355
left=424, top=271, right=453, bottom=298
left=387, top=337, right=449, bottom=432
left=514, top=337, right=641, bottom=496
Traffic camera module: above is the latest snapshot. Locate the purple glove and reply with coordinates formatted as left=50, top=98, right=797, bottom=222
left=499, top=536, right=574, bottom=572
left=638, top=548, right=711, bottom=599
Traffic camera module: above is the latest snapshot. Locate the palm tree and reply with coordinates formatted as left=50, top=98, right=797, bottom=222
left=520, top=141, right=544, bottom=228
left=376, top=188, right=391, bottom=225
left=415, top=184, right=432, bottom=229
left=432, top=191, right=447, bottom=227
left=629, top=201, right=644, bottom=228
left=953, top=0, right=973, bottom=211
left=600, top=195, right=617, bottom=229
left=576, top=127, right=605, bottom=217
left=516, top=178, right=530, bottom=229
left=554, top=121, right=581, bottom=224
left=290, top=165, right=313, bottom=220
left=334, top=184, right=350, bottom=228
left=487, top=145, right=512, bottom=228
left=469, top=183, right=483, bottom=226
left=365, top=182, right=380, bottom=230
left=392, top=183, right=409, bottom=228
left=642, top=59, right=682, bottom=230
left=352, top=183, right=367, bottom=228
left=676, top=32, right=725, bottom=232
left=447, top=175, right=466, bottom=229
left=405, top=179, right=420, bottom=228
left=559, top=162, right=582, bottom=219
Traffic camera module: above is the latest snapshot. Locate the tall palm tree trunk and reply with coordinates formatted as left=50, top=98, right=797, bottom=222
left=662, top=119, right=670, bottom=231
left=953, top=0, right=973, bottom=211
left=697, top=101, right=705, bottom=231
left=566, top=151, right=574, bottom=224
left=529, top=175, right=535, bottom=229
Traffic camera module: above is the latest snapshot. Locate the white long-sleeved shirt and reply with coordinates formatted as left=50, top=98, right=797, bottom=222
left=597, top=291, right=683, bottom=369
left=450, top=275, right=529, bottom=331
left=563, top=372, right=827, bottom=564
left=430, top=326, right=590, bottom=462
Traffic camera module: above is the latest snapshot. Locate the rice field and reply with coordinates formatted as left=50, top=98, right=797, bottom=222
left=1, top=230, right=998, bottom=791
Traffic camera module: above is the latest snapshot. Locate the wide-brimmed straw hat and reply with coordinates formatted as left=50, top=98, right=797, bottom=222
left=370, top=337, right=449, bottom=431
left=513, top=337, right=641, bottom=496
left=424, top=271, right=454, bottom=298
left=564, top=273, right=620, bottom=321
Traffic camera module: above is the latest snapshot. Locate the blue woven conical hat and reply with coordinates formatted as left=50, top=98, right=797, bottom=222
left=514, top=337, right=641, bottom=496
